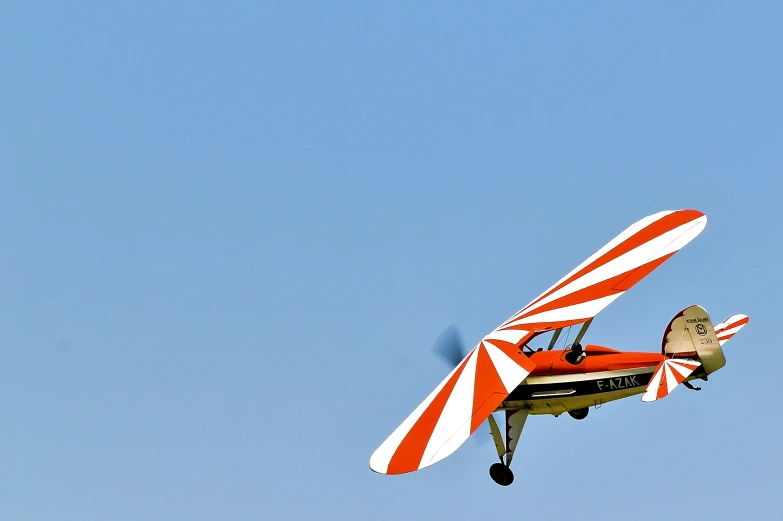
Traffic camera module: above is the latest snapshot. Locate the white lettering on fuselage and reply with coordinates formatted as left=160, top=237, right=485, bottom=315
left=596, top=375, right=640, bottom=392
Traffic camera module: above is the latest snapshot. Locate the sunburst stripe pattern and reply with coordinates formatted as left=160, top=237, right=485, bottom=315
left=370, top=209, right=707, bottom=475
left=714, top=314, right=749, bottom=346
left=370, top=342, right=533, bottom=475
left=641, top=358, right=701, bottom=402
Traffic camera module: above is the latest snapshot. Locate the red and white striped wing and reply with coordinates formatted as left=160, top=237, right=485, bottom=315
left=642, top=358, right=701, bottom=402
left=370, top=209, right=707, bottom=475
left=714, top=314, right=750, bottom=346
left=496, top=209, right=708, bottom=333
left=369, top=342, right=534, bottom=475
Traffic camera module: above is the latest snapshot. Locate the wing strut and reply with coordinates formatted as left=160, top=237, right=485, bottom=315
left=572, top=318, right=593, bottom=347
left=546, top=328, right=563, bottom=350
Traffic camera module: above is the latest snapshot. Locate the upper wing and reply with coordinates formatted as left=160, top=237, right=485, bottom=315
left=492, top=209, right=708, bottom=334
left=369, top=209, right=707, bottom=475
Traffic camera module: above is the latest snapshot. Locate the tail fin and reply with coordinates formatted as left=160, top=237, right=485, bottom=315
left=714, top=314, right=750, bottom=346
left=644, top=306, right=750, bottom=402
left=661, top=305, right=725, bottom=374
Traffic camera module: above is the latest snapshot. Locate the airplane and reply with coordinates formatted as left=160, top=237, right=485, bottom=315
left=369, top=209, right=749, bottom=486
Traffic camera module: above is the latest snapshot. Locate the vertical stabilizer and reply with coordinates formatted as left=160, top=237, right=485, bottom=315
left=661, top=305, right=725, bottom=375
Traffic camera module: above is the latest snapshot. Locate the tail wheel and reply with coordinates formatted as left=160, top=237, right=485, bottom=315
left=568, top=407, right=589, bottom=420
left=489, top=463, right=514, bottom=486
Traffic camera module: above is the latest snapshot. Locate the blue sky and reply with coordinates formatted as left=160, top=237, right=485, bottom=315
left=1, top=2, right=780, bottom=520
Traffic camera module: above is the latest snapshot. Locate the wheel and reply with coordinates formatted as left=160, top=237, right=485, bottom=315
left=489, top=462, right=514, bottom=486
left=568, top=407, right=589, bottom=420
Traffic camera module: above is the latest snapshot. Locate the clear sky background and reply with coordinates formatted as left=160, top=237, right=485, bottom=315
left=1, top=2, right=781, bottom=520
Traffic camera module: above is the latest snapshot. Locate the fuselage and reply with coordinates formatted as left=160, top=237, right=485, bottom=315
left=499, top=345, right=667, bottom=415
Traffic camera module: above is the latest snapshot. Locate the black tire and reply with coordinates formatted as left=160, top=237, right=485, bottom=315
left=568, top=407, right=589, bottom=420
left=489, top=462, right=514, bottom=486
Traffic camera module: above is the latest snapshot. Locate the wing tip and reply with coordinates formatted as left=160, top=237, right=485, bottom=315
left=369, top=456, right=421, bottom=475
left=663, top=209, right=708, bottom=252
left=683, top=209, right=708, bottom=229
left=676, top=208, right=706, bottom=218
left=369, top=457, right=388, bottom=475
left=672, top=208, right=708, bottom=231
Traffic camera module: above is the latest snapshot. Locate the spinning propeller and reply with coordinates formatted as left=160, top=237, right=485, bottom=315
left=430, top=321, right=591, bottom=449
left=431, top=324, right=467, bottom=369
left=434, top=320, right=593, bottom=369
left=431, top=325, right=492, bottom=445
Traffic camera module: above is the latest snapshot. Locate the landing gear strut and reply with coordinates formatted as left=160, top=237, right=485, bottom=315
left=487, top=410, right=528, bottom=487
left=489, top=462, right=514, bottom=486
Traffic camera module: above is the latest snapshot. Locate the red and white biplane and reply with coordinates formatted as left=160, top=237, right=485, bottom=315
left=369, top=209, right=749, bottom=486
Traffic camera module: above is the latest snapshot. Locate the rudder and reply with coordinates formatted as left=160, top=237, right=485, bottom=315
left=661, top=305, right=725, bottom=375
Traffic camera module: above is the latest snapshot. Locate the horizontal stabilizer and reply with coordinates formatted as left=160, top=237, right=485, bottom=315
left=714, top=314, right=749, bottom=346
left=642, top=358, right=701, bottom=402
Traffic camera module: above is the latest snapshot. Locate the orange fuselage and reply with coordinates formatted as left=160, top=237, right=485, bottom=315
left=500, top=345, right=667, bottom=415
left=528, top=345, right=663, bottom=376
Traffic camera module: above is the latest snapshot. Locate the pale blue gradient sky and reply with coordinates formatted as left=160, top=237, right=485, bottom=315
left=1, top=2, right=780, bottom=520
